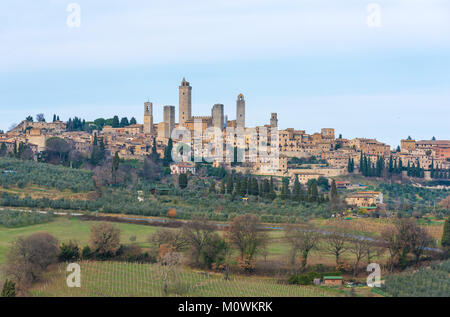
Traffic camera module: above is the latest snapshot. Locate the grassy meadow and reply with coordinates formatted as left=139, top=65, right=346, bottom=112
left=0, top=217, right=159, bottom=266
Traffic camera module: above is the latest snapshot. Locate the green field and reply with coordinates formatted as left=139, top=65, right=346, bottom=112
left=30, top=261, right=343, bottom=297
left=0, top=217, right=159, bottom=266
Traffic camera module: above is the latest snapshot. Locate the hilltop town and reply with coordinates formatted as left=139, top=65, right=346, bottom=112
left=1, top=78, right=449, bottom=196
left=1, top=79, right=450, bottom=298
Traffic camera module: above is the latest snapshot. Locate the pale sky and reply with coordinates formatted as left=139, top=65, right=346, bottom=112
left=1, top=0, right=449, bottom=147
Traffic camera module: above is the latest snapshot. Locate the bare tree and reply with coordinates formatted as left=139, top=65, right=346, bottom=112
left=396, top=218, right=434, bottom=265
left=149, top=229, right=188, bottom=252
left=5, top=233, right=59, bottom=292
left=225, top=214, right=268, bottom=272
left=285, top=225, right=320, bottom=272
left=407, top=223, right=434, bottom=264
left=36, top=113, right=45, bottom=122
left=381, top=226, right=403, bottom=272
left=182, top=219, right=216, bottom=267
left=89, top=223, right=121, bottom=256
left=322, top=220, right=350, bottom=266
left=348, top=236, right=372, bottom=277
left=157, top=246, right=182, bottom=296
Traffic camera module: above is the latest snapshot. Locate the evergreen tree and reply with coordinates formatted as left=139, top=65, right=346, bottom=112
left=0, top=142, right=7, bottom=157
left=112, top=116, right=120, bottom=128
left=280, top=177, right=290, bottom=200
left=442, top=216, right=450, bottom=250
left=163, top=138, right=173, bottom=166
left=112, top=151, right=120, bottom=184
left=220, top=179, right=226, bottom=194
left=269, top=176, right=276, bottom=200
left=209, top=181, right=216, bottom=194
left=330, top=179, right=338, bottom=203
left=359, top=152, right=364, bottom=173
left=120, top=117, right=129, bottom=127
left=130, top=117, right=137, bottom=125
left=292, top=175, right=303, bottom=201
left=178, top=173, right=188, bottom=189
left=240, top=176, right=248, bottom=196
left=1, top=279, right=16, bottom=297
left=151, top=137, right=160, bottom=162
left=310, top=182, right=319, bottom=202
left=226, top=175, right=234, bottom=194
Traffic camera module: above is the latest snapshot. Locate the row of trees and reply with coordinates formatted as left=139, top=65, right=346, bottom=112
left=65, top=115, right=138, bottom=132
left=209, top=174, right=330, bottom=204
left=150, top=214, right=268, bottom=276
left=350, top=153, right=450, bottom=180
left=286, top=217, right=437, bottom=277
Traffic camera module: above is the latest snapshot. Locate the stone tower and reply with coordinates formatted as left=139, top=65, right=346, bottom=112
left=163, top=105, right=175, bottom=138
left=236, top=93, right=245, bottom=129
left=211, top=104, right=224, bottom=130
left=270, top=113, right=278, bottom=128
left=179, top=77, right=192, bottom=126
left=144, top=101, right=153, bottom=134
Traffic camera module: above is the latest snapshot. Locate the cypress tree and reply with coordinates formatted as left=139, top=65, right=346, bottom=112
left=112, top=151, right=120, bottom=184
left=1, top=279, right=16, bottom=297
left=220, top=179, right=226, bottom=194
left=209, top=181, right=216, bottom=194
left=442, top=216, right=450, bottom=249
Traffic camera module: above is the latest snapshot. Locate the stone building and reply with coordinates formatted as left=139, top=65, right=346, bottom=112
left=345, top=191, right=384, bottom=207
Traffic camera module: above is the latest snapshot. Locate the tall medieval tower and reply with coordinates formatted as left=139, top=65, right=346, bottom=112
left=236, top=93, right=245, bottom=129
left=270, top=113, right=278, bottom=128
left=163, top=105, right=175, bottom=138
left=144, top=101, right=153, bottom=134
left=179, top=78, right=192, bottom=126
left=211, top=104, right=224, bottom=130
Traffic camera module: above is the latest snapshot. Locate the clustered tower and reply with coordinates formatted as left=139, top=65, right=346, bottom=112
left=179, top=78, right=192, bottom=126
left=143, top=78, right=252, bottom=137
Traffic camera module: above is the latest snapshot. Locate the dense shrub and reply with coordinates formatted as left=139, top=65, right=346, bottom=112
left=288, top=271, right=342, bottom=285
left=58, top=241, right=80, bottom=262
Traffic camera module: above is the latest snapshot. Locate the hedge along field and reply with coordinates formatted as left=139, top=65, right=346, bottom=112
left=0, top=158, right=95, bottom=192
left=30, top=261, right=343, bottom=297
